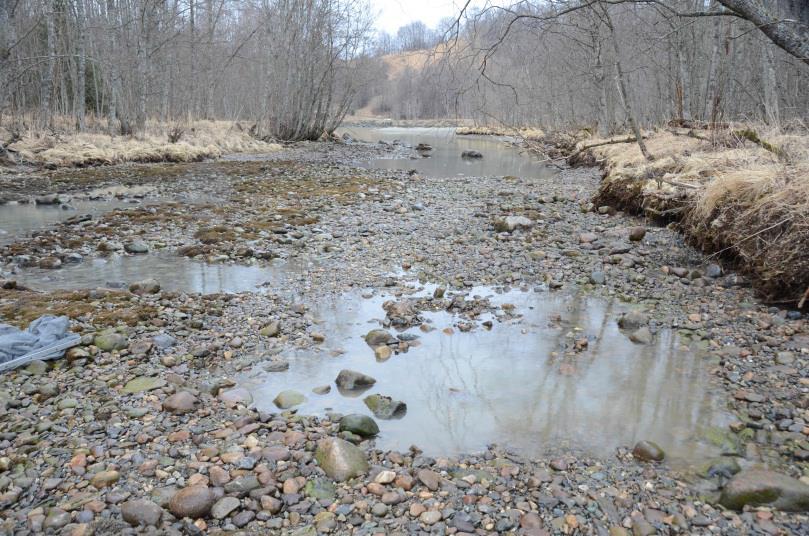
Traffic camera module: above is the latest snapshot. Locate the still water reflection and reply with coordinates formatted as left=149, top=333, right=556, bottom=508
left=339, top=127, right=555, bottom=180
left=13, top=254, right=308, bottom=295
left=249, top=285, right=731, bottom=461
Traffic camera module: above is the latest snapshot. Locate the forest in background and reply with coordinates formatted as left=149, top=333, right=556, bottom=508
left=367, top=1, right=809, bottom=135
left=0, top=0, right=807, bottom=143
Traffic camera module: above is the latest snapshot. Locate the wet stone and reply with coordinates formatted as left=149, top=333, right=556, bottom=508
left=364, top=394, right=407, bottom=419
left=632, top=441, right=665, bottom=462
left=339, top=414, right=379, bottom=437
left=719, top=470, right=809, bottom=512
left=335, top=369, right=376, bottom=391
left=273, top=390, right=306, bottom=409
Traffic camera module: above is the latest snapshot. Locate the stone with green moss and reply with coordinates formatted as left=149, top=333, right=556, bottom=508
left=304, top=478, right=336, bottom=501
left=122, top=376, right=167, bottom=394
left=719, top=469, right=809, bottom=511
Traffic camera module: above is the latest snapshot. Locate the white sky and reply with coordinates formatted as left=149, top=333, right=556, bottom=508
left=372, top=0, right=475, bottom=35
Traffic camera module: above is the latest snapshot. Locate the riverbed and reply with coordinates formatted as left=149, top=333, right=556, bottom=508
left=0, top=131, right=806, bottom=534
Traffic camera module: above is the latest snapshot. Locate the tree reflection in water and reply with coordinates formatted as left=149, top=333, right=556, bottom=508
left=249, top=285, right=732, bottom=463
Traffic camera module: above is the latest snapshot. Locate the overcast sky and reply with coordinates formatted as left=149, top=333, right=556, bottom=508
left=372, top=0, right=477, bottom=35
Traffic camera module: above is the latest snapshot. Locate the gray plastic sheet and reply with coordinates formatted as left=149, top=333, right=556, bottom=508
left=0, top=315, right=80, bottom=372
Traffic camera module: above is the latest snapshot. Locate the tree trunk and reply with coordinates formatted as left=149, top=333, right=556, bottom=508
left=42, top=2, right=57, bottom=128
left=75, top=0, right=87, bottom=131
left=717, top=0, right=809, bottom=66
left=762, top=41, right=780, bottom=125
left=0, top=0, right=16, bottom=123
left=704, top=5, right=721, bottom=121
left=601, top=4, right=652, bottom=161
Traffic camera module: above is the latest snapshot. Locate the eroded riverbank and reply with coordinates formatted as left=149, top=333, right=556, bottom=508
left=0, top=133, right=807, bottom=535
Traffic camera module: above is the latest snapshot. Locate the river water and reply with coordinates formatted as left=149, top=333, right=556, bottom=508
left=246, top=281, right=731, bottom=462
left=1, top=128, right=731, bottom=463
left=339, top=127, right=556, bottom=180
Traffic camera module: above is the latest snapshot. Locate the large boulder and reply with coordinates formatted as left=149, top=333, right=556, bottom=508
left=719, top=470, right=809, bottom=512
left=315, top=438, right=369, bottom=482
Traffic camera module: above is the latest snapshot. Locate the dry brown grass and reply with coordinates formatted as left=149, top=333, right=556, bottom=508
left=1, top=119, right=281, bottom=168
left=456, top=126, right=546, bottom=141
left=589, top=126, right=809, bottom=305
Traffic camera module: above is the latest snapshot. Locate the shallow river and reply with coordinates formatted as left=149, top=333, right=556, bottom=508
left=246, top=281, right=731, bottom=462
left=2, top=127, right=731, bottom=463
left=340, top=127, right=556, bottom=180
left=13, top=253, right=312, bottom=295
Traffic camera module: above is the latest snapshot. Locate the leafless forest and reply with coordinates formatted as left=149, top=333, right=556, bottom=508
left=0, top=1, right=807, bottom=139
left=369, top=1, right=809, bottom=135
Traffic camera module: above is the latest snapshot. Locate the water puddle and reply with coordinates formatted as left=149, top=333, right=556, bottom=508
left=12, top=253, right=311, bottom=295
left=0, top=200, right=139, bottom=246
left=247, top=284, right=732, bottom=463
left=338, top=127, right=555, bottom=180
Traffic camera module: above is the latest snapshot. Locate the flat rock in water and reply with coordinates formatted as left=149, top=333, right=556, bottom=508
left=365, top=328, right=395, bottom=347
left=617, top=310, right=649, bottom=330
left=719, top=470, right=809, bottom=512
left=315, top=437, right=369, bottom=482
left=364, top=394, right=407, bottom=419
left=335, top=369, right=376, bottom=391
left=273, top=390, right=306, bottom=409
left=629, top=326, right=653, bottom=345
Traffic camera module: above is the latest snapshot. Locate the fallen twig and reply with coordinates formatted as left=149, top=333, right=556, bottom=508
left=798, top=287, right=809, bottom=309
left=566, top=135, right=649, bottom=162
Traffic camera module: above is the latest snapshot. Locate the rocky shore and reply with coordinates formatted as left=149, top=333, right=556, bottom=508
left=0, top=138, right=807, bottom=535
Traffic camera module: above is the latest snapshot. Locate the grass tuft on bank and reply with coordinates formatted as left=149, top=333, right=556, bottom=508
left=456, top=125, right=546, bottom=141
left=1, top=119, right=282, bottom=168
left=586, top=126, right=809, bottom=306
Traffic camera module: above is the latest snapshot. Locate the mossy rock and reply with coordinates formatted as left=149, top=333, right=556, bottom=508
left=719, top=470, right=809, bottom=511
left=702, top=426, right=742, bottom=456
left=339, top=414, right=379, bottom=437
left=304, top=478, right=336, bottom=501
